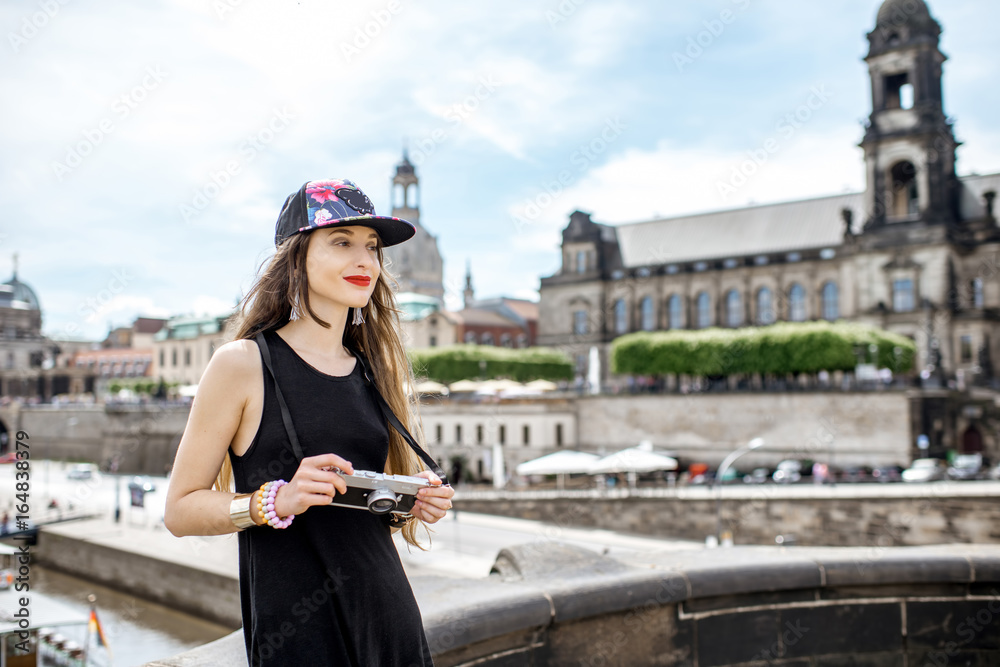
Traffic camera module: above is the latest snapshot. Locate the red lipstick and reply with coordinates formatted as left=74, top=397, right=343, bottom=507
left=344, top=275, right=371, bottom=286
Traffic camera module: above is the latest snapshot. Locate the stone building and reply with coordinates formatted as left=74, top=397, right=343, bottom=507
left=0, top=258, right=90, bottom=400
left=382, top=153, right=445, bottom=303
left=398, top=292, right=460, bottom=349
left=150, top=313, right=234, bottom=386
left=538, top=0, right=999, bottom=458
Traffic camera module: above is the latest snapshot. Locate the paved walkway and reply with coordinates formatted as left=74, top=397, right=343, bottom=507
left=38, top=507, right=702, bottom=582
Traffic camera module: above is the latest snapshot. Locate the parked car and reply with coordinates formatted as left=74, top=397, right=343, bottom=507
left=839, top=466, right=873, bottom=483
left=744, top=468, right=770, bottom=484
left=772, top=460, right=802, bottom=484
left=128, top=476, right=157, bottom=493
left=902, top=458, right=947, bottom=483
left=66, top=464, right=97, bottom=480
left=947, top=454, right=983, bottom=481
left=871, top=465, right=903, bottom=483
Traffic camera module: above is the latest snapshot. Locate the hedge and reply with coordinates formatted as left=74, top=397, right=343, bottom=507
left=408, top=345, right=573, bottom=384
left=611, top=321, right=916, bottom=377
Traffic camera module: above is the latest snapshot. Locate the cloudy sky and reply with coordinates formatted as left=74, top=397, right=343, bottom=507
left=2, top=0, right=999, bottom=341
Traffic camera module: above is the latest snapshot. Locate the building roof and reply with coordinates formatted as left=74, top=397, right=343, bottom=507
left=397, top=292, right=442, bottom=322
left=0, top=274, right=40, bottom=310
left=614, top=192, right=862, bottom=268
left=876, top=0, right=933, bottom=30
left=611, top=173, right=1000, bottom=269
left=456, top=308, right=519, bottom=327
left=959, top=173, right=1000, bottom=220
left=498, top=298, right=539, bottom=322
left=133, top=317, right=168, bottom=334
left=154, top=314, right=232, bottom=341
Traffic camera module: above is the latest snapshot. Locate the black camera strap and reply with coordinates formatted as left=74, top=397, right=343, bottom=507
left=254, top=331, right=449, bottom=485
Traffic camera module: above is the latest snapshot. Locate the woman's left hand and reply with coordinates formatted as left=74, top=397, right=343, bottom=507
left=410, top=471, right=454, bottom=524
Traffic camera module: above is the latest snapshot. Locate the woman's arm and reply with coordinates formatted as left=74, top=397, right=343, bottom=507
left=164, top=339, right=357, bottom=536
left=164, top=339, right=265, bottom=536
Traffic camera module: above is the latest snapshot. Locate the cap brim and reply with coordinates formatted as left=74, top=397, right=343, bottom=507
left=304, top=215, right=416, bottom=247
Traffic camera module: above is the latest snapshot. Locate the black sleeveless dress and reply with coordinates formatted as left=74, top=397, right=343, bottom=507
left=228, top=329, right=434, bottom=667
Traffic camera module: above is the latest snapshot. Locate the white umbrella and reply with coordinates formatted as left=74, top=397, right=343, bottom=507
left=449, top=379, right=482, bottom=392
left=588, top=447, right=678, bottom=474
left=525, top=379, right=558, bottom=391
left=516, top=450, right=601, bottom=476
left=414, top=380, right=449, bottom=395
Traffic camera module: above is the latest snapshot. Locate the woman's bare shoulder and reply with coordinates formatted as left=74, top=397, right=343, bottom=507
left=203, top=339, right=261, bottom=382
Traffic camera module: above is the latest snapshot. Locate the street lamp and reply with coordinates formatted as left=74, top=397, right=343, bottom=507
left=712, top=437, right=765, bottom=547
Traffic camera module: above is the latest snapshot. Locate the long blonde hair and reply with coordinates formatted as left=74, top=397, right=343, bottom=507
left=215, top=231, right=430, bottom=548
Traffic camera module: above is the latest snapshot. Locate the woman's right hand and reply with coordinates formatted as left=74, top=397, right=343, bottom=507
left=272, top=454, right=354, bottom=518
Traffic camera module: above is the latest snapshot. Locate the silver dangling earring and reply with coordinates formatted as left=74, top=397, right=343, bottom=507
left=289, top=290, right=302, bottom=321
left=352, top=306, right=365, bottom=326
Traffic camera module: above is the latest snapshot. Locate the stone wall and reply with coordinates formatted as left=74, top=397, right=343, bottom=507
left=577, top=390, right=912, bottom=467
left=33, top=529, right=241, bottom=628
left=0, top=404, right=188, bottom=475
left=148, top=543, right=1000, bottom=666
left=454, top=484, right=1000, bottom=547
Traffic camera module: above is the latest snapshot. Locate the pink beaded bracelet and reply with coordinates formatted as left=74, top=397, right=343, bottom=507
left=257, top=479, right=294, bottom=529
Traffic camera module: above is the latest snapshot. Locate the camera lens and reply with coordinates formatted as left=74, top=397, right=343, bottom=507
left=367, top=488, right=397, bottom=514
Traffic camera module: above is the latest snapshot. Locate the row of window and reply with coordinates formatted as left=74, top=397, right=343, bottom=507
left=432, top=422, right=565, bottom=447
left=462, top=331, right=529, bottom=347
left=157, top=343, right=216, bottom=368
left=572, top=279, right=921, bottom=334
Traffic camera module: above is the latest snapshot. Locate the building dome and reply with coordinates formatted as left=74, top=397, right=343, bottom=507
left=0, top=274, right=40, bottom=310
left=874, top=0, right=939, bottom=37
left=877, top=0, right=931, bottom=25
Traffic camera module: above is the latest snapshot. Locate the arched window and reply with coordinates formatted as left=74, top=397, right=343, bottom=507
left=821, top=282, right=839, bottom=320
left=640, top=296, right=655, bottom=331
left=500, top=333, right=512, bottom=347
left=481, top=332, right=494, bottom=346
left=668, top=294, right=683, bottom=329
left=573, top=310, right=588, bottom=335
left=757, top=288, right=775, bottom=325
left=893, top=279, right=915, bottom=312
left=890, top=161, right=918, bottom=218
left=614, top=299, right=627, bottom=334
left=726, top=289, right=742, bottom=327
left=972, top=278, right=984, bottom=309
left=789, top=283, right=807, bottom=321
left=464, top=331, right=476, bottom=344
left=696, top=292, right=711, bottom=329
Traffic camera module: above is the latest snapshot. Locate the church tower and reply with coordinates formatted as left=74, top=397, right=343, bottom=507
left=860, top=0, right=960, bottom=232
left=382, top=152, right=445, bottom=302
left=463, top=260, right=475, bottom=308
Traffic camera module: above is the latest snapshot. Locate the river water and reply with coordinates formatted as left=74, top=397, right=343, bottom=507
left=25, top=565, right=234, bottom=666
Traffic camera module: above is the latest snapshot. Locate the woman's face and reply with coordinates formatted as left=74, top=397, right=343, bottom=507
left=303, top=225, right=381, bottom=312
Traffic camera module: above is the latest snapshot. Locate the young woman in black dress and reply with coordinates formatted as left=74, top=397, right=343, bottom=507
left=165, top=179, right=455, bottom=666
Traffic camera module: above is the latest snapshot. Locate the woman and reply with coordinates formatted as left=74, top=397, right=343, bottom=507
left=164, top=178, right=455, bottom=666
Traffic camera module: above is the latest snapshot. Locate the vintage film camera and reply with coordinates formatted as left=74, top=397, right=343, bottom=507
left=328, top=469, right=432, bottom=515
